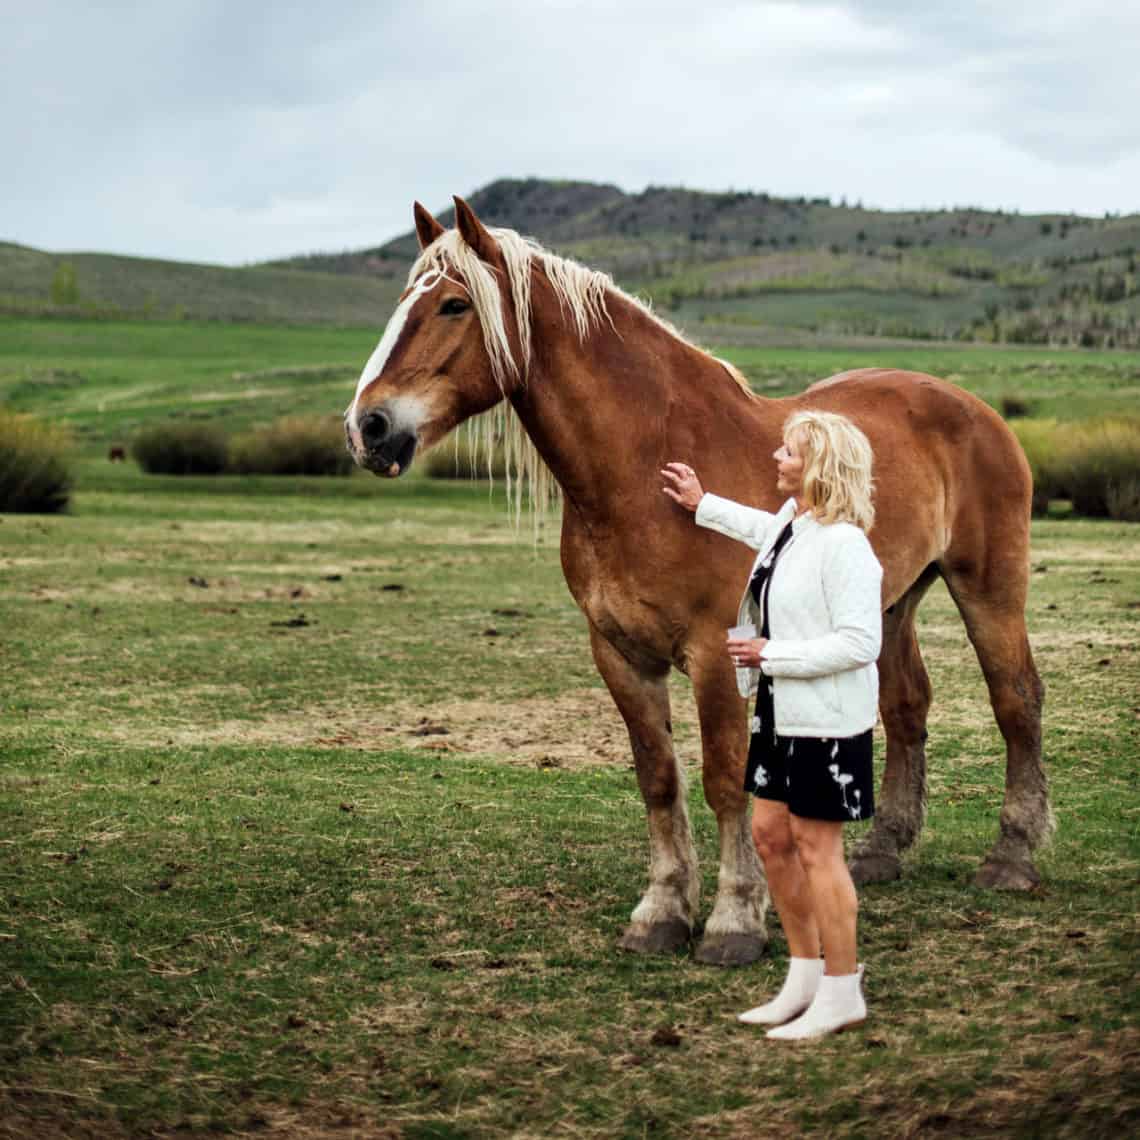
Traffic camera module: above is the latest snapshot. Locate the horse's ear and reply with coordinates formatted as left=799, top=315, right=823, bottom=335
left=453, top=196, right=499, bottom=262
left=413, top=201, right=445, bottom=249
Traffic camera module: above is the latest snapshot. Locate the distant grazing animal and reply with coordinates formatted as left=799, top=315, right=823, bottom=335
left=108, top=445, right=126, bottom=462
left=343, top=197, right=1050, bottom=965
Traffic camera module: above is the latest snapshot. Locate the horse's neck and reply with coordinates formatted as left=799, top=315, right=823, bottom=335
left=509, top=288, right=760, bottom=516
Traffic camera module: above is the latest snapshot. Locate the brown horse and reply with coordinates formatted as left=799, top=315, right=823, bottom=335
left=344, top=197, right=1050, bottom=966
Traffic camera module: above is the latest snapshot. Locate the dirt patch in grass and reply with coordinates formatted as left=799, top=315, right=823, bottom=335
left=93, top=684, right=706, bottom=770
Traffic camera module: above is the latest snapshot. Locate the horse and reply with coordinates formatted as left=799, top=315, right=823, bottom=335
left=343, top=197, right=1050, bottom=966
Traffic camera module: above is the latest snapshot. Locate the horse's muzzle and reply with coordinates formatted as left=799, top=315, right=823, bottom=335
left=355, top=409, right=417, bottom=477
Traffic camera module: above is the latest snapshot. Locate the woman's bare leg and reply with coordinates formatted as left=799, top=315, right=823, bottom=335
left=751, top=800, right=820, bottom=959
left=789, top=815, right=857, bottom=975
left=739, top=799, right=823, bottom=1026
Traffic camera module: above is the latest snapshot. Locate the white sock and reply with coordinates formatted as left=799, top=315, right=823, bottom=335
left=766, top=964, right=866, bottom=1041
left=737, top=957, right=823, bottom=1026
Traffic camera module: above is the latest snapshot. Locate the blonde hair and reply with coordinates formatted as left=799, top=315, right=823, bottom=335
left=784, top=410, right=875, bottom=531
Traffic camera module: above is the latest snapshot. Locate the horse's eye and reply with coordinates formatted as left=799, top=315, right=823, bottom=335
left=439, top=297, right=469, bottom=317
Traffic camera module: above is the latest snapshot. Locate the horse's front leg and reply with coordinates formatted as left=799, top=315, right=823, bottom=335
left=589, top=628, right=699, bottom=954
left=690, top=645, right=769, bottom=966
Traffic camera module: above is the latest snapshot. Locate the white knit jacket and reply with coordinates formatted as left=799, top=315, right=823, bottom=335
left=695, top=493, right=883, bottom=738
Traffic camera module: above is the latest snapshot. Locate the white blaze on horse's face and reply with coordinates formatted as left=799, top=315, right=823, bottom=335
left=343, top=270, right=447, bottom=473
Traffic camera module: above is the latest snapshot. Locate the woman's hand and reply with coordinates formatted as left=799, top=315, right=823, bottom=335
left=661, top=462, right=705, bottom=512
left=726, top=637, right=768, bottom=668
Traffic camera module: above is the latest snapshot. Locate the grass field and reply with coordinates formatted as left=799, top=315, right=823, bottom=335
left=2, top=319, right=1139, bottom=1135
left=1, top=318, right=1138, bottom=452
left=1, top=455, right=1138, bottom=1137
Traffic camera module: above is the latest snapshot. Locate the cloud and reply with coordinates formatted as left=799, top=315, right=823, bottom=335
left=2, top=1, right=1136, bottom=264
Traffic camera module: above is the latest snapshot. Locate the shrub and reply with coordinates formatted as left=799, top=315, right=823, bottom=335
left=0, top=409, right=73, bottom=513
left=132, top=422, right=229, bottom=475
left=1000, top=393, right=1032, bottom=419
left=1011, top=419, right=1064, bottom=515
left=1106, top=477, right=1140, bottom=523
left=229, top=416, right=353, bottom=476
left=1015, top=417, right=1140, bottom=519
left=1060, top=419, right=1140, bottom=519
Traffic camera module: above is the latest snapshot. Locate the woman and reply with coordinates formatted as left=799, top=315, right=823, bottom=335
left=661, top=410, right=882, bottom=1041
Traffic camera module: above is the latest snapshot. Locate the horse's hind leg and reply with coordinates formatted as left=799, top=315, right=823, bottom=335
left=849, top=571, right=936, bottom=885
left=944, top=573, right=1050, bottom=889
left=690, top=652, right=767, bottom=966
left=589, top=628, right=699, bottom=954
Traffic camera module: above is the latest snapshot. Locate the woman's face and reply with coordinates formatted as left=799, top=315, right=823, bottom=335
left=773, top=432, right=806, bottom=497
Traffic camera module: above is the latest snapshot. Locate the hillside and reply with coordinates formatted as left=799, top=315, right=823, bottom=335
left=3, top=178, right=1138, bottom=345
left=277, top=178, right=1140, bottom=275
left=271, top=179, right=1140, bottom=348
left=0, top=242, right=402, bottom=327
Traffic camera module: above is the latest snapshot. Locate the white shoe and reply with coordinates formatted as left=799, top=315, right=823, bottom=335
left=737, top=957, right=823, bottom=1026
left=766, top=965, right=866, bottom=1041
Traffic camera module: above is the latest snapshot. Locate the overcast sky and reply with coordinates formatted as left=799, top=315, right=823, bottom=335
left=4, top=1, right=1137, bottom=266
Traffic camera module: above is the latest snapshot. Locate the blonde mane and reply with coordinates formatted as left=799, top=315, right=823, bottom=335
left=409, top=226, right=751, bottom=526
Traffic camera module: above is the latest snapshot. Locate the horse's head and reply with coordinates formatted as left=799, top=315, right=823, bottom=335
left=344, top=197, right=526, bottom=476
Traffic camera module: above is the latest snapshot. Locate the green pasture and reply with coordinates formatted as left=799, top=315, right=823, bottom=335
left=0, top=318, right=377, bottom=446
left=2, top=460, right=1138, bottom=1137
left=2, top=318, right=1138, bottom=450
left=2, top=318, right=1139, bottom=1135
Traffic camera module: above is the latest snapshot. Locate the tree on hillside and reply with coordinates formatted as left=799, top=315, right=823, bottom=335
left=50, top=262, right=79, bottom=306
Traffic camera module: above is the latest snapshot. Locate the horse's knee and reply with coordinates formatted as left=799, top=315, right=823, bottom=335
left=881, top=705, right=930, bottom=747
left=630, top=739, right=682, bottom=809
left=702, top=763, right=748, bottom=818
left=991, top=668, right=1045, bottom=746
left=880, top=665, right=932, bottom=743
left=1006, top=666, right=1044, bottom=718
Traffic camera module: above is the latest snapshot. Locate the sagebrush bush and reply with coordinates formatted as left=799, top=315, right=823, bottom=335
left=229, top=416, right=353, bottom=476
left=0, top=409, right=73, bottom=513
left=1000, top=393, right=1032, bottom=419
left=422, top=433, right=508, bottom=480
left=1011, top=419, right=1064, bottom=515
left=1012, top=418, right=1140, bottom=519
left=1105, top=477, right=1140, bottom=523
left=1060, top=419, right=1140, bottom=519
left=132, top=422, right=229, bottom=475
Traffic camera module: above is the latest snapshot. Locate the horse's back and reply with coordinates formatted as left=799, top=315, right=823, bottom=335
left=807, top=366, right=977, bottom=409
left=803, top=367, right=1014, bottom=444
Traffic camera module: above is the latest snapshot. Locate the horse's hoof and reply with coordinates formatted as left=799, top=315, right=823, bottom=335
left=848, top=851, right=901, bottom=886
left=619, top=918, right=691, bottom=956
left=974, top=859, right=1040, bottom=891
left=693, top=931, right=767, bottom=967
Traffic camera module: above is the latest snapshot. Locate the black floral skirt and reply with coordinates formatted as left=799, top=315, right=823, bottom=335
left=744, top=675, right=875, bottom=823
